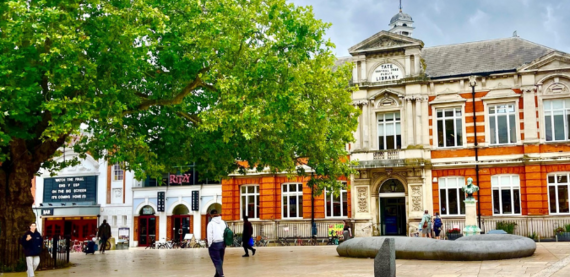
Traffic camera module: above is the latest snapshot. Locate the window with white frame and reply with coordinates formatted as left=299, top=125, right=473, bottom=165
left=488, top=104, right=517, bottom=144
left=544, top=99, right=570, bottom=142
left=548, top=173, right=570, bottom=214
left=241, top=185, right=260, bottom=219
left=436, top=108, right=463, bottom=147
left=282, top=183, right=303, bottom=219
left=325, top=182, right=348, bottom=218
left=492, top=175, right=521, bottom=215
left=377, top=112, right=401, bottom=150
left=439, top=177, right=466, bottom=216
left=113, top=163, right=124, bottom=181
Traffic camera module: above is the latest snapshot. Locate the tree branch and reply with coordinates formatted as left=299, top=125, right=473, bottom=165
left=175, top=112, right=201, bottom=125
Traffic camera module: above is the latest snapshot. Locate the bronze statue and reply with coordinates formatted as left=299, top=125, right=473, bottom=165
left=462, top=177, right=479, bottom=200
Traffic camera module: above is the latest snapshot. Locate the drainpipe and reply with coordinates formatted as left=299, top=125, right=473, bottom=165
left=311, top=172, right=315, bottom=239
left=469, top=76, right=482, bottom=229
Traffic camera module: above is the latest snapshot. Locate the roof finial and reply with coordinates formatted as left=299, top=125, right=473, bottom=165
left=399, top=0, right=402, bottom=12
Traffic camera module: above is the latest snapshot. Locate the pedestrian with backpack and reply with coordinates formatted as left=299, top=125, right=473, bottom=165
left=207, top=209, right=227, bottom=277
left=419, top=210, right=432, bottom=238
left=433, top=212, right=443, bottom=240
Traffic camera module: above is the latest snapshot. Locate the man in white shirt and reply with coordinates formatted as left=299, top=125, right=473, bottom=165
left=207, top=209, right=226, bottom=277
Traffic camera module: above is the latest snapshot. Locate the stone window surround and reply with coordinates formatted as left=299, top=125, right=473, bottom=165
left=240, top=184, right=260, bottom=220
left=324, top=182, right=348, bottom=218
left=376, top=111, right=402, bottom=150
left=482, top=96, right=522, bottom=147
left=491, top=174, right=522, bottom=216
left=438, top=176, right=466, bottom=217
left=536, top=75, right=570, bottom=143
left=547, top=172, right=570, bottom=215
left=431, top=103, right=467, bottom=149
left=281, top=183, right=303, bottom=219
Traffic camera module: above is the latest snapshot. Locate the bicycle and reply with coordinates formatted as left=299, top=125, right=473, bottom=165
left=193, top=240, right=207, bottom=248
left=294, top=236, right=304, bottom=246
left=232, top=235, right=242, bottom=247
left=145, top=238, right=157, bottom=249
left=254, top=236, right=269, bottom=247
left=306, top=236, right=318, bottom=246
left=277, top=237, right=290, bottom=246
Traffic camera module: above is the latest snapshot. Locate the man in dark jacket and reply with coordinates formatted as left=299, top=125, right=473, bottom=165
left=20, top=223, right=42, bottom=277
left=97, top=220, right=112, bottom=254
left=241, top=215, right=256, bottom=257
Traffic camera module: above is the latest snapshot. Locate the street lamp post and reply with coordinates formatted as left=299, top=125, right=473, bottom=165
left=469, top=75, right=482, bottom=229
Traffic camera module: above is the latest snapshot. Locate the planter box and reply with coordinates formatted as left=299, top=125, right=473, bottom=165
left=446, top=233, right=463, bottom=241
left=557, top=232, right=570, bottom=241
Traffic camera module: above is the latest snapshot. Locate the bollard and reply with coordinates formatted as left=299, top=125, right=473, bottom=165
left=374, top=238, right=396, bottom=277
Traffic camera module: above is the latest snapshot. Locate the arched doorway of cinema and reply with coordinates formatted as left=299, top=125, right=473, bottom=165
left=171, top=204, right=192, bottom=242
left=138, top=205, right=157, bottom=246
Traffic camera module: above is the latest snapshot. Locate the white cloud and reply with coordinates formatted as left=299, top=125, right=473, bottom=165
left=469, top=9, right=488, bottom=26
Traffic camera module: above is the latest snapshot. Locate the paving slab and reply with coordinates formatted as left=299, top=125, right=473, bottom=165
left=0, top=242, right=569, bottom=277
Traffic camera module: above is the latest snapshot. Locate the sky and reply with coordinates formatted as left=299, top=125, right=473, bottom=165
left=288, top=0, right=570, bottom=57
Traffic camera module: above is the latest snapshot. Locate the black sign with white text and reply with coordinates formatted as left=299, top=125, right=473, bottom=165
left=191, top=191, right=199, bottom=211
left=157, top=192, right=165, bottom=212
left=41, top=208, right=54, bottom=216
left=43, top=176, right=98, bottom=203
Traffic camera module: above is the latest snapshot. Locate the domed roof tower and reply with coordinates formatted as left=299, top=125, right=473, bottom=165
left=389, top=1, right=414, bottom=37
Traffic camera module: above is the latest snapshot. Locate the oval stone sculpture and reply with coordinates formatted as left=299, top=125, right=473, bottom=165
left=337, top=234, right=536, bottom=261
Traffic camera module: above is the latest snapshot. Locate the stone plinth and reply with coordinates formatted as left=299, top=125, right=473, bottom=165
left=463, top=199, right=481, bottom=236
left=374, top=238, right=395, bottom=277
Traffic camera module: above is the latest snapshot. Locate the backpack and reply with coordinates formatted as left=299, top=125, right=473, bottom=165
left=223, top=223, right=234, bottom=246
left=434, top=218, right=442, bottom=228
left=422, top=215, right=431, bottom=228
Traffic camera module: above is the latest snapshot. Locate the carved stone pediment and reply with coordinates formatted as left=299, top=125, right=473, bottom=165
left=482, top=88, right=521, bottom=101
left=429, top=88, right=466, bottom=105
left=518, top=51, right=570, bottom=72
left=348, top=31, right=424, bottom=55
left=368, top=89, right=403, bottom=108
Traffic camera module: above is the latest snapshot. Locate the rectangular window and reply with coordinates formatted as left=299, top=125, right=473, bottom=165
left=548, top=173, right=570, bottom=214
left=112, top=216, right=117, bottom=227
left=113, top=163, right=124, bottom=181
left=544, top=99, right=570, bottom=142
left=282, top=183, right=303, bottom=219
left=122, top=216, right=128, bottom=226
left=325, top=182, right=348, bottom=218
left=489, top=104, right=517, bottom=144
left=240, top=185, right=260, bottom=219
left=436, top=108, right=463, bottom=148
left=438, top=177, right=466, bottom=216
left=377, top=112, right=401, bottom=150
left=492, top=175, right=521, bottom=215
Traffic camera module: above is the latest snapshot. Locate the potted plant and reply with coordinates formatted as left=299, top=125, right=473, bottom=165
left=555, top=226, right=570, bottom=241
left=446, top=228, right=463, bottom=240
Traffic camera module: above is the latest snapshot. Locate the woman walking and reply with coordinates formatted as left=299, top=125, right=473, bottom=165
left=433, top=212, right=443, bottom=240
left=342, top=220, right=352, bottom=241
left=20, top=223, right=43, bottom=277
left=242, top=215, right=256, bottom=257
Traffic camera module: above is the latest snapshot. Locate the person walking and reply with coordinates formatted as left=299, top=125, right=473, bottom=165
left=97, top=219, right=112, bottom=254
left=20, top=223, right=43, bottom=277
left=433, top=212, right=443, bottom=240
left=419, top=210, right=432, bottom=238
left=342, top=220, right=352, bottom=241
left=242, top=215, right=256, bottom=257
left=207, top=209, right=226, bottom=277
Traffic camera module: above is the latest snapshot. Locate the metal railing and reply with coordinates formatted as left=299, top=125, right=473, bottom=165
left=1, top=236, right=70, bottom=273
left=439, top=216, right=570, bottom=238
left=227, top=220, right=345, bottom=241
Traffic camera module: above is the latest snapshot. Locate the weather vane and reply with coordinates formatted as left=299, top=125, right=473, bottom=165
left=400, top=0, right=402, bottom=12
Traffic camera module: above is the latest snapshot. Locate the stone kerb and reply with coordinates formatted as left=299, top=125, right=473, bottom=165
left=337, top=234, right=536, bottom=261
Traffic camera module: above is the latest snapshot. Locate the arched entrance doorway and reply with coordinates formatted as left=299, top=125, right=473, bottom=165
left=138, top=205, right=157, bottom=246
left=171, top=204, right=192, bottom=242
left=201, top=203, right=222, bottom=239
left=379, top=179, right=406, bottom=236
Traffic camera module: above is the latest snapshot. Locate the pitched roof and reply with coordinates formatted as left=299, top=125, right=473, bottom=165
left=333, top=56, right=352, bottom=72
left=422, top=37, right=554, bottom=78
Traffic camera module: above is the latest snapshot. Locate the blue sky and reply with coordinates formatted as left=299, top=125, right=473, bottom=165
left=288, top=0, right=570, bottom=57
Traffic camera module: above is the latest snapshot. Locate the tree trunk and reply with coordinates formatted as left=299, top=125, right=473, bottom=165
left=0, top=139, right=47, bottom=268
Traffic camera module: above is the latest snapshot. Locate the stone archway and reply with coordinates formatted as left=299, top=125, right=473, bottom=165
left=377, top=179, right=407, bottom=236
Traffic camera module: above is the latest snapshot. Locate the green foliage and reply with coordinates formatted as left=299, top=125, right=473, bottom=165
left=554, top=227, right=566, bottom=235
left=527, top=232, right=538, bottom=241
left=0, top=0, right=359, bottom=191
left=0, top=257, right=26, bottom=272
left=496, top=221, right=517, bottom=234
left=565, top=224, right=570, bottom=232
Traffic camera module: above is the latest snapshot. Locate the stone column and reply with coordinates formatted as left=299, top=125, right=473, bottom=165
left=522, top=86, right=538, bottom=143
left=352, top=64, right=359, bottom=83
left=414, top=55, right=420, bottom=75
left=405, top=98, right=413, bottom=147
left=422, top=96, right=430, bottom=147
left=414, top=98, right=422, bottom=145
left=360, top=59, right=367, bottom=82
left=362, top=102, right=370, bottom=149
left=354, top=106, right=362, bottom=150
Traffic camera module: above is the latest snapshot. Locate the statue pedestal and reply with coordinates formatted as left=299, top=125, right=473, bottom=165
left=463, top=199, right=481, bottom=236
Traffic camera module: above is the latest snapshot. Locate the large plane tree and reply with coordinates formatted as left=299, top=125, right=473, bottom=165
left=0, top=0, right=358, bottom=253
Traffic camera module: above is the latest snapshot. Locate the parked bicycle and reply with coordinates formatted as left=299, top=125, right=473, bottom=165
left=254, top=236, right=269, bottom=247
left=145, top=238, right=157, bottom=249
left=277, top=237, right=290, bottom=246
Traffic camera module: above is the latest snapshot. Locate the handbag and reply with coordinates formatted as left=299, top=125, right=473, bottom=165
left=249, top=237, right=254, bottom=246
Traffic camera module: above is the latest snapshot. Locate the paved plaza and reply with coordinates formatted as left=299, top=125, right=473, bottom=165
left=2, top=243, right=570, bottom=277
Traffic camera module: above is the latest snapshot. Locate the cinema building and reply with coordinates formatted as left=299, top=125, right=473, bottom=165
left=32, top=148, right=134, bottom=244
left=345, top=9, right=570, bottom=237
left=131, top=165, right=221, bottom=246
